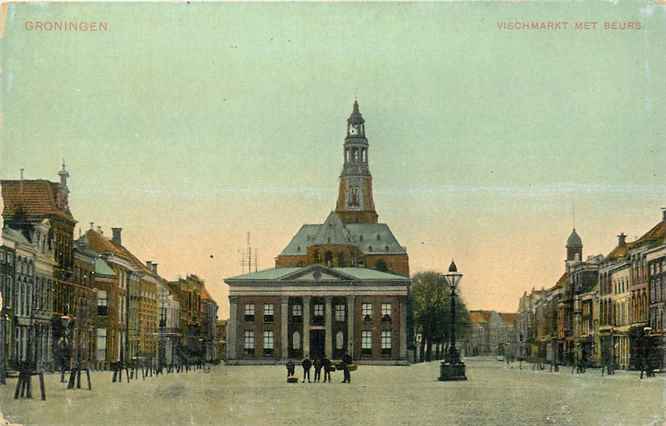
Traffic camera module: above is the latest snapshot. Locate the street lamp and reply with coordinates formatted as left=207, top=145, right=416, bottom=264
left=439, top=260, right=467, bottom=381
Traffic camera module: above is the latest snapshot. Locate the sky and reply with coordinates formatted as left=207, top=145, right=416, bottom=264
left=1, top=2, right=665, bottom=318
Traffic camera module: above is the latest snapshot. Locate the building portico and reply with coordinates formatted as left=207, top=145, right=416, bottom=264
left=224, top=265, right=409, bottom=364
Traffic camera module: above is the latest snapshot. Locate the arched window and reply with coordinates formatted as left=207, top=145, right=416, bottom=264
left=336, top=331, right=344, bottom=350
left=293, top=331, right=301, bottom=350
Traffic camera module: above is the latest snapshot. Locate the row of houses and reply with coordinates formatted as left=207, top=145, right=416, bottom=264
left=0, top=165, right=219, bottom=375
left=515, top=209, right=666, bottom=370
left=462, top=310, right=516, bottom=357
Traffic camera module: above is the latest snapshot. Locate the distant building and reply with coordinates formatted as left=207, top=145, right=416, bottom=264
left=201, top=288, right=218, bottom=362
left=464, top=310, right=515, bottom=357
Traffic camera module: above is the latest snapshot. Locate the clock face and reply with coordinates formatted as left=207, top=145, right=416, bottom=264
left=349, top=125, right=359, bottom=135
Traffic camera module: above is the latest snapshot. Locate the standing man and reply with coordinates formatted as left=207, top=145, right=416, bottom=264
left=301, top=356, right=312, bottom=383
left=286, top=359, right=295, bottom=379
left=341, top=352, right=352, bottom=383
left=313, top=357, right=322, bottom=383
left=322, top=356, right=332, bottom=383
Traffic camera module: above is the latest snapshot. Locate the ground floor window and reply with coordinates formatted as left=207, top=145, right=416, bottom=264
left=292, top=331, right=301, bottom=350
left=244, top=330, right=255, bottom=355
left=264, top=331, right=274, bottom=355
left=361, top=330, right=372, bottom=355
left=96, top=328, right=107, bottom=361
left=381, top=331, right=392, bottom=354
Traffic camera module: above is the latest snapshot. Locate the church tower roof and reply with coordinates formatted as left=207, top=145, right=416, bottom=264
left=347, top=100, right=365, bottom=125
left=566, top=228, right=583, bottom=248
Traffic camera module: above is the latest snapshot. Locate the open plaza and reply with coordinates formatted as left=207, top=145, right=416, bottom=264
left=0, top=358, right=664, bottom=426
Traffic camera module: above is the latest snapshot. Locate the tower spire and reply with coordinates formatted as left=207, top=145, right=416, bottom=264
left=335, top=100, right=377, bottom=224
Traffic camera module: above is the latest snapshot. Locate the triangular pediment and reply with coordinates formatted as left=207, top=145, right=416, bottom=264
left=281, top=265, right=354, bottom=282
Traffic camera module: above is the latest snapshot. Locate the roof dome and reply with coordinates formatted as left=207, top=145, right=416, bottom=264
left=566, top=228, right=583, bottom=248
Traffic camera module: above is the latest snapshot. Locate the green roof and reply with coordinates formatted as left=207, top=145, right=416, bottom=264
left=226, top=267, right=301, bottom=281
left=95, top=258, right=116, bottom=277
left=336, top=267, right=409, bottom=281
left=226, top=265, right=409, bottom=282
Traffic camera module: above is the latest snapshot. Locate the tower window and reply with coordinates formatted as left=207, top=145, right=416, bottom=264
left=359, top=235, right=364, bottom=242
left=377, top=234, right=381, bottom=241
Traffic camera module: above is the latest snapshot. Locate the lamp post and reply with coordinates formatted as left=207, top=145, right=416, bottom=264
left=439, top=260, right=467, bottom=381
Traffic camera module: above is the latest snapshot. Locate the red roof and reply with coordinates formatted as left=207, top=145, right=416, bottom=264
left=499, top=312, right=517, bottom=326
left=82, top=229, right=152, bottom=275
left=469, top=310, right=491, bottom=324
left=634, top=220, right=666, bottom=246
left=1, top=180, right=74, bottom=222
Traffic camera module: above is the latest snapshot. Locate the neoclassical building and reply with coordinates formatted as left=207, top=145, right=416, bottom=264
left=225, top=101, right=411, bottom=364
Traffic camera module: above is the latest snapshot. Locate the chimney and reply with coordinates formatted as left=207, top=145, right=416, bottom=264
left=111, top=227, right=122, bottom=245
left=97, top=226, right=103, bottom=235
left=662, top=208, right=666, bottom=223
left=618, top=232, right=626, bottom=247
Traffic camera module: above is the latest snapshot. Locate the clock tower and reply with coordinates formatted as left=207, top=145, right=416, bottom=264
left=335, top=100, right=378, bottom=224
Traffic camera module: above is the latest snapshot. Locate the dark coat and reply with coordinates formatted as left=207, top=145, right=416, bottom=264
left=302, top=358, right=312, bottom=370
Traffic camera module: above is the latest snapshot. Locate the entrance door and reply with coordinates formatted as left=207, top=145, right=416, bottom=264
left=310, top=330, right=325, bottom=359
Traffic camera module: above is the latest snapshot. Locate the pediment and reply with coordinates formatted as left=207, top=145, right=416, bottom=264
left=281, top=265, right=354, bottom=282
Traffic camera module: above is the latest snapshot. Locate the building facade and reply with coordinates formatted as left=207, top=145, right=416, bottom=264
left=225, top=265, right=409, bottom=364
left=225, top=102, right=411, bottom=364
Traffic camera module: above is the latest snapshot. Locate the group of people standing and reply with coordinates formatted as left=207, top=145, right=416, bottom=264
left=286, top=353, right=353, bottom=384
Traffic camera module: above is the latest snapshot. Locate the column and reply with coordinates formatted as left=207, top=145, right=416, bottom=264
left=347, top=295, right=355, bottom=358
left=303, top=296, right=310, bottom=358
left=281, top=296, right=289, bottom=360
left=228, top=296, right=238, bottom=360
left=325, top=296, right=333, bottom=358
left=399, top=298, right=407, bottom=360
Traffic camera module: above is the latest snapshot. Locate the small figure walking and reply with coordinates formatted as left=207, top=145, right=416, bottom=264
left=313, top=357, right=322, bottom=382
left=301, top=356, right=312, bottom=383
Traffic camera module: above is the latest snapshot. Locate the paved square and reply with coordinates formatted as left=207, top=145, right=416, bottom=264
left=0, top=359, right=664, bottom=425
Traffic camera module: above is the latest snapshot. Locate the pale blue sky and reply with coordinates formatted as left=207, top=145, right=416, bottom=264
left=1, top=2, right=665, bottom=315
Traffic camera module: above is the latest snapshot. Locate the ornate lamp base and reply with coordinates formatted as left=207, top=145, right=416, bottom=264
left=439, top=361, right=467, bottom=381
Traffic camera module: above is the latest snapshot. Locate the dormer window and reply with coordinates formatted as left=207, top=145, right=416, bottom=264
left=297, top=246, right=301, bottom=252
left=368, top=246, right=373, bottom=252
left=376, top=234, right=381, bottom=241
left=359, top=235, right=364, bottom=242
left=385, top=245, right=389, bottom=252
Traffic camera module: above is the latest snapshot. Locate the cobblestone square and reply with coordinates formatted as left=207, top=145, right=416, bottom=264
left=0, top=358, right=664, bottom=426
